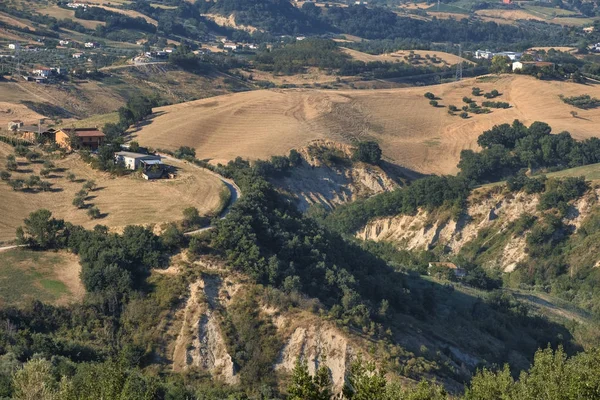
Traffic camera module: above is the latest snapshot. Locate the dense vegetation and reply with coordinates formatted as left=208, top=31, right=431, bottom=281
left=458, top=120, right=600, bottom=184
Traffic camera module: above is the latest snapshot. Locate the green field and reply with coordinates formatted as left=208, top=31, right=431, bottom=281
left=478, top=163, right=600, bottom=190
left=0, top=249, right=82, bottom=306
left=67, top=111, right=120, bottom=128
left=426, top=3, right=470, bottom=14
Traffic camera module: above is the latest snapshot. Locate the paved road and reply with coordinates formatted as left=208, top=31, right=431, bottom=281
left=158, top=155, right=241, bottom=235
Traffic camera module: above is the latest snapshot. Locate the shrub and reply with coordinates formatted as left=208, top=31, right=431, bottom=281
left=87, top=206, right=101, bottom=219
left=174, top=146, right=196, bottom=159
left=448, top=105, right=458, bottom=112
left=482, top=101, right=510, bottom=109
left=43, top=160, right=55, bottom=170
left=462, top=96, right=474, bottom=104
left=353, top=141, right=382, bottom=165
left=26, top=175, right=41, bottom=188
left=14, top=145, right=28, bottom=157
left=39, top=181, right=51, bottom=192
left=6, top=158, right=17, bottom=171
left=472, top=87, right=483, bottom=96
left=288, top=149, right=303, bottom=166
left=424, top=92, right=435, bottom=100
left=67, top=172, right=76, bottom=181
left=9, top=179, right=24, bottom=191
left=83, top=180, right=96, bottom=191
left=40, top=168, right=51, bottom=177
left=182, top=206, right=201, bottom=228
left=25, top=151, right=40, bottom=162
left=0, top=171, right=10, bottom=181
left=460, top=112, right=469, bottom=119
left=429, top=100, right=439, bottom=107
left=72, top=195, right=85, bottom=208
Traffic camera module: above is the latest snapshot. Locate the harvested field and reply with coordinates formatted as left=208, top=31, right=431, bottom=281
left=0, top=142, right=226, bottom=241
left=0, top=249, right=84, bottom=306
left=475, top=9, right=545, bottom=22
left=342, top=48, right=472, bottom=66
left=134, top=75, right=600, bottom=176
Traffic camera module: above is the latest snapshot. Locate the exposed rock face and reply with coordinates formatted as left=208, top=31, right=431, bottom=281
left=357, top=188, right=600, bottom=271
left=274, top=140, right=397, bottom=211
left=272, top=313, right=355, bottom=392
left=172, top=277, right=239, bottom=384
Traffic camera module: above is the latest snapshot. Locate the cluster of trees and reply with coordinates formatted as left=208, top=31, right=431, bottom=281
left=458, top=120, right=600, bottom=183
left=74, top=6, right=156, bottom=35
left=103, top=96, right=155, bottom=141
left=323, top=175, right=470, bottom=234
left=560, top=94, right=600, bottom=109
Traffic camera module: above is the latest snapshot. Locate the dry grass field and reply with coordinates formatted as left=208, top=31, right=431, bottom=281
left=342, top=48, right=472, bottom=66
left=0, top=142, right=226, bottom=242
left=133, top=75, right=600, bottom=176
left=0, top=249, right=83, bottom=306
left=37, top=5, right=106, bottom=29
left=95, top=5, right=158, bottom=25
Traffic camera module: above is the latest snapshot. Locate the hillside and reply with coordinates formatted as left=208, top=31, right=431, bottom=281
left=134, top=75, right=600, bottom=175
left=0, top=142, right=226, bottom=242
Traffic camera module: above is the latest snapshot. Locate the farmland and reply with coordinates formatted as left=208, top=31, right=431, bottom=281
left=0, top=141, right=226, bottom=242
left=341, top=47, right=472, bottom=66
left=133, top=74, right=600, bottom=176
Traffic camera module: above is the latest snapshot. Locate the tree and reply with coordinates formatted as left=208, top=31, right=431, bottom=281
left=343, top=356, right=386, bottom=400
left=460, top=112, right=469, bottom=119
left=289, top=149, right=303, bottom=166
left=128, top=141, right=140, bottom=153
left=161, top=223, right=184, bottom=248
left=429, top=100, right=439, bottom=107
left=67, top=173, right=76, bottom=182
left=39, top=181, right=51, bottom=192
left=0, top=171, right=10, bottom=181
left=72, top=195, right=85, bottom=209
left=6, top=155, right=17, bottom=171
left=83, top=180, right=96, bottom=191
left=12, top=359, right=58, bottom=400
left=490, top=55, right=511, bottom=74
left=182, top=206, right=201, bottom=228
left=174, top=146, right=196, bottom=159
left=8, top=179, right=24, bottom=191
left=16, top=209, right=65, bottom=249
left=353, top=141, right=382, bottom=165
left=424, top=92, right=435, bottom=100
left=287, top=358, right=332, bottom=400
left=25, top=151, right=40, bottom=163
left=26, top=175, right=41, bottom=189
left=87, top=206, right=101, bottom=219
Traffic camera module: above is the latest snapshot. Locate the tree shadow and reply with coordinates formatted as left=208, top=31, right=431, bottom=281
left=85, top=195, right=97, bottom=201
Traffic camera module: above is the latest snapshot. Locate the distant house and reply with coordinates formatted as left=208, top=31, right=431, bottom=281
left=55, top=128, right=105, bottom=151
left=7, top=120, right=23, bottom=131
left=84, top=42, right=99, bottom=48
left=495, top=51, right=522, bottom=61
left=59, top=40, right=70, bottom=46
left=32, top=67, right=52, bottom=77
left=72, top=52, right=84, bottom=59
left=114, top=151, right=162, bottom=170
left=475, top=49, right=494, bottom=60
left=428, top=262, right=466, bottom=278
left=503, top=0, right=512, bottom=4
left=512, top=61, right=555, bottom=71
left=8, top=43, right=20, bottom=50
left=584, top=26, right=595, bottom=34
left=223, top=42, right=238, bottom=51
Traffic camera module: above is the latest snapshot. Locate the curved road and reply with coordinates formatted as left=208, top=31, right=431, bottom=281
left=159, top=155, right=242, bottom=235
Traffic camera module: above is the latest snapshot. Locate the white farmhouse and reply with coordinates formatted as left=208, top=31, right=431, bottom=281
left=114, top=151, right=162, bottom=170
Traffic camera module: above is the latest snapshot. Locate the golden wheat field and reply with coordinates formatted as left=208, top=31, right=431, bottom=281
left=133, top=75, right=600, bottom=176
left=0, top=142, right=226, bottom=242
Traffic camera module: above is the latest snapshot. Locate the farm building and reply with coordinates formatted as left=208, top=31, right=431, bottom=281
left=114, top=151, right=162, bottom=170
left=7, top=120, right=23, bottom=131
left=8, top=43, right=20, bottom=50
left=21, top=128, right=56, bottom=143
left=428, top=262, right=466, bottom=278
left=512, top=61, right=555, bottom=71
left=55, top=128, right=105, bottom=151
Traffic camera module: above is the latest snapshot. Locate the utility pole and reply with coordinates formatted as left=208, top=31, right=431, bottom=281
left=455, top=44, right=463, bottom=81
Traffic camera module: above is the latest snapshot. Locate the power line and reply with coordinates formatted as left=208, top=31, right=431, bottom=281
left=455, top=44, right=463, bottom=81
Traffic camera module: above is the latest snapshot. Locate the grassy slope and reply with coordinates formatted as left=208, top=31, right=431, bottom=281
left=0, top=142, right=225, bottom=242
left=133, top=75, right=600, bottom=175
left=0, top=249, right=83, bottom=306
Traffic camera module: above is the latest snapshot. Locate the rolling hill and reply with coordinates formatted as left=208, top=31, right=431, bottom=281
left=133, top=74, right=600, bottom=175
